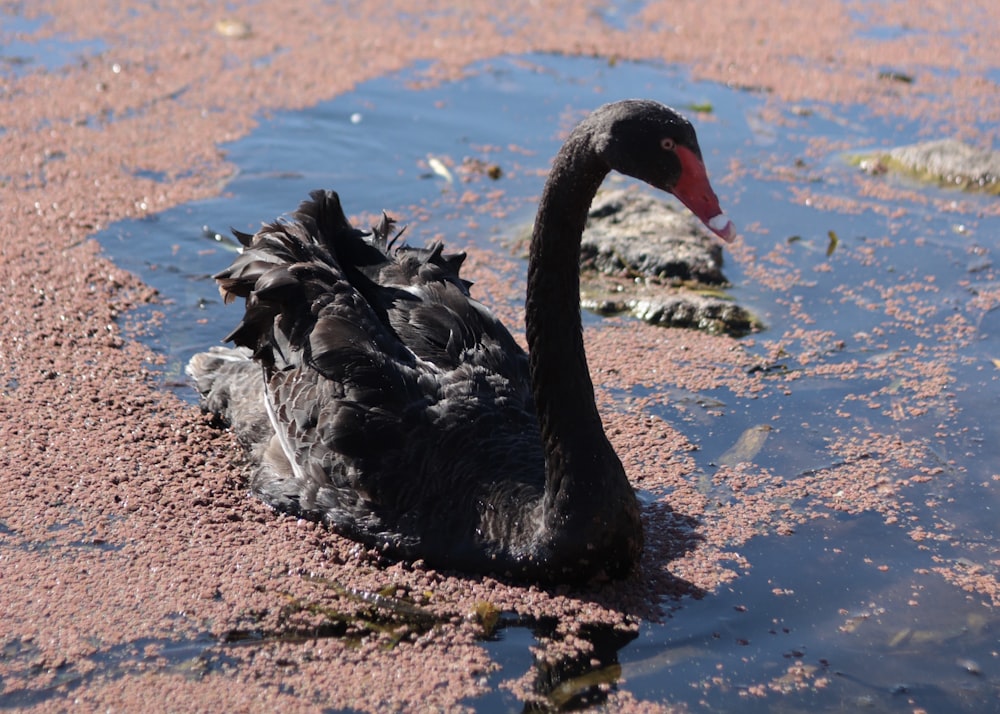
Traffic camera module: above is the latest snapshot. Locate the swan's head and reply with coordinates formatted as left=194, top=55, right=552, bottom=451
left=588, top=99, right=736, bottom=242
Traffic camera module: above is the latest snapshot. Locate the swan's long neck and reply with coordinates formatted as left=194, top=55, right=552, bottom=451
left=525, top=131, right=619, bottom=512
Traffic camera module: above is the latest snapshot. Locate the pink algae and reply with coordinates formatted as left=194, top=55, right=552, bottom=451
left=1, top=0, right=998, bottom=710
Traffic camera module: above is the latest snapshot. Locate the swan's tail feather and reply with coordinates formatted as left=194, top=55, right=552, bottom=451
left=210, top=190, right=380, bottom=368
left=377, top=211, right=407, bottom=251
left=212, top=189, right=480, bottom=374
left=295, top=189, right=386, bottom=271
left=186, top=346, right=270, bottom=447
left=186, top=345, right=253, bottom=399
left=231, top=227, right=255, bottom=248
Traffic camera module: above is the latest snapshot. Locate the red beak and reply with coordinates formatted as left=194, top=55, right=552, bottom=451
left=671, top=145, right=736, bottom=242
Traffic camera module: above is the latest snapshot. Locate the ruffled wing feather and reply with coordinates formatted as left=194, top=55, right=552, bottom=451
left=203, top=190, right=543, bottom=557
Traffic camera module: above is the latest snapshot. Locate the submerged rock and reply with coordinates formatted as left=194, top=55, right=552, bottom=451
left=578, top=189, right=757, bottom=336
left=580, top=274, right=757, bottom=336
left=856, top=139, right=1000, bottom=194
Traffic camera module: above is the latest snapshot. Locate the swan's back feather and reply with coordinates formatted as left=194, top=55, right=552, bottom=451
left=195, top=190, right=544, bottom=568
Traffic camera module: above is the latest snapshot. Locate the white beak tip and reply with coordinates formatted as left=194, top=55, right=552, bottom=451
left=708, top=214, right=736, bottom=243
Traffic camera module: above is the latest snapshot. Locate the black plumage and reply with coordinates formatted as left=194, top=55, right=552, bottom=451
left=188, top=99, right=734, bottom=582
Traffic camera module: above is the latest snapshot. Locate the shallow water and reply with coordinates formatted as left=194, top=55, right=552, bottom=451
left=97, top=54, right=999, bottom=710
left=0, top=11, right=106, bottom=78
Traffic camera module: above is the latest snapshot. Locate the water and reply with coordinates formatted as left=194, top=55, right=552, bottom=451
left=95, top=54, right=999, bottom=710
left=0, top=10, right=106, bottom=77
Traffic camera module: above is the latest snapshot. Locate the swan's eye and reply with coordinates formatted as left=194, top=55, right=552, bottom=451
left=660, top=137, right=676, bottom=151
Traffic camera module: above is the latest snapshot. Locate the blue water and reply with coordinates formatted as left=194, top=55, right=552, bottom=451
left=0, top=10, right=106, bottom=77
left=95, top=54, right=999, bottom=711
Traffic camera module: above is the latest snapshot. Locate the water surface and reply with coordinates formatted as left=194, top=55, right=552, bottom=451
left=0, top=10, right=106, bottom=77
left=98, top=53, right=999, bottom=711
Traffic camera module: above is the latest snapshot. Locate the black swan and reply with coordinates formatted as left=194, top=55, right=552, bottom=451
left=187, top=99, right=735, bottom=583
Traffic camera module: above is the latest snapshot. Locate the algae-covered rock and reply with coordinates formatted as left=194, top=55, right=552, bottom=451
left=580, top=273, right=758, bottom=337
left=857, top=139, right=1000, bottom=194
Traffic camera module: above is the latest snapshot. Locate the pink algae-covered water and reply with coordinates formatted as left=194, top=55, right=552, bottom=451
left=2, top=2, right=998, bottom=711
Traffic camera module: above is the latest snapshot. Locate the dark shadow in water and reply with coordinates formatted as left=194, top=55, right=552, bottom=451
left=526, top=620, right=640, bottom=712
left=461, top=504, right=706, bottom=711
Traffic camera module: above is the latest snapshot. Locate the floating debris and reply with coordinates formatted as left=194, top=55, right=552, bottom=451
left=877, top=69, right=914, bottom=84
left=213, top=18, right=252, bottom=39
left=471, top=601, right=501, bottom=636
left=826, top=229, right=839, bottom=257
left=956, top=658, right=981, bottom=676
left=459, top=156, right=503, bottom=180
left=686, top=101, right=714, bottom=114
left=427, top=156, right=454, bottom=183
